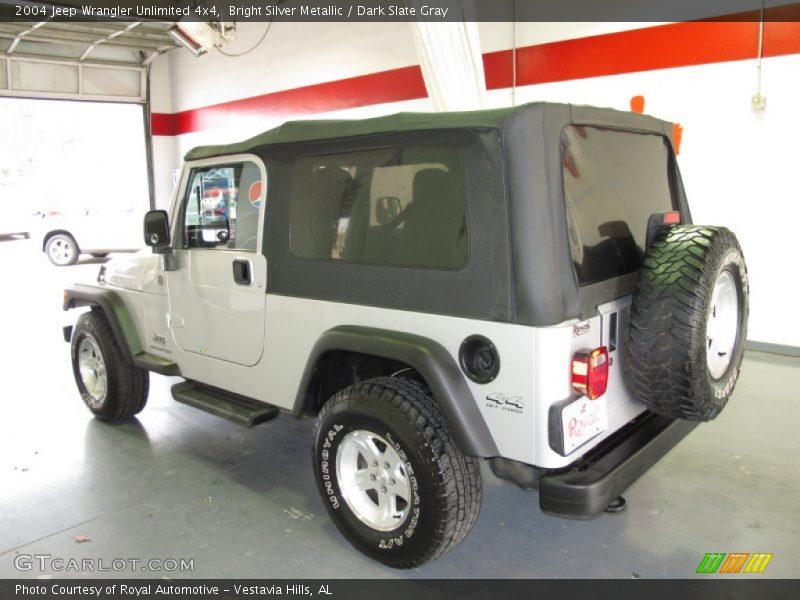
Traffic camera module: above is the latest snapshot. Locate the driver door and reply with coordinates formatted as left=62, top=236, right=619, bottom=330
left=166, top=155, right=267, bottom=367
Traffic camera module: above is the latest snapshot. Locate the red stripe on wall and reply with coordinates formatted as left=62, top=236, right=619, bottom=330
left=151, top=21, right=800, bottom=136
left=489, top=21, right=759, bottom=88
left=150, top=112, right=176, bottom=136
left=153, top=65, right=426, bottom=136
left=484, top=21, right=800, bottom=89
left=765, top=19, right=800, bottom=55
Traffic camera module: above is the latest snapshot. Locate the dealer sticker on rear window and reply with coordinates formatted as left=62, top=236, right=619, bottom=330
left=561, top=396, right=608, bottom=454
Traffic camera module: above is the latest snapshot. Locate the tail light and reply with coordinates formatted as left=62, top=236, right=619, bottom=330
left=571, top=347, right=609, bottom=400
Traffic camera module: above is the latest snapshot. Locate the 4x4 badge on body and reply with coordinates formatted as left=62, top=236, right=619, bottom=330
left=486, top=393, right=525, bottom=413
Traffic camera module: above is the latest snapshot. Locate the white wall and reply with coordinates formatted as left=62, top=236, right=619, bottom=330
left=150, top=21, right=800, bottom=348
left=149, top=55, right=177, bottom=211
left=169, top=21, right=420, bottom=113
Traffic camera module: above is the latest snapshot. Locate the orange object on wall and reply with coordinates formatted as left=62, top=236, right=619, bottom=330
left=672, top=123, right=684, bottom=155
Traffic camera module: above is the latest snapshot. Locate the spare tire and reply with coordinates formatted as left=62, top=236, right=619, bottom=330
left=627, top=226, right=748, bottom=421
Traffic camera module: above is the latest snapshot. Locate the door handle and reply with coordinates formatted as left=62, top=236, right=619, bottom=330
left=232, top=258, right=252, bottom=285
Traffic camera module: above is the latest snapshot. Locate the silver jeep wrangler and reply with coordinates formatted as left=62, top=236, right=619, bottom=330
left=63, top=103, right=749, bottom=568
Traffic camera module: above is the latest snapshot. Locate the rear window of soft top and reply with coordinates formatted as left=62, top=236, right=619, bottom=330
left=561, top=125, right=676, bottom=285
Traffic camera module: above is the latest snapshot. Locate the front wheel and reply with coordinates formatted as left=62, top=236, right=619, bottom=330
left=313, top=377, right=482, bottom=568
left=71, top=310, right=149, bottom=421
left=46, top=233, right=79, bottom=266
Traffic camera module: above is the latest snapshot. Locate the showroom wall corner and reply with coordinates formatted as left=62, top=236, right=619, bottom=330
left=149, top=54, right=178, bottom=211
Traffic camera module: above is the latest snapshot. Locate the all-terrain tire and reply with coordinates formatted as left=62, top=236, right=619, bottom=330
left=627, top=226, right=748, bottom=420
left=70, top=309, right=149, bottom=421
left=312, top=377, right=482, bottom=568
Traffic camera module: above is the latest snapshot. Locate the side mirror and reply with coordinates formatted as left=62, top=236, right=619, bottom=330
left=376, top=196, right=402, bottom=225
left=144, top=210, right=171, bottom=252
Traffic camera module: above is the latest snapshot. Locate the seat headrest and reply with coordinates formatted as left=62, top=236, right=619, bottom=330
left=309, top=167, right=353, bottom=201
left=412, top=168, right=451, bottom=206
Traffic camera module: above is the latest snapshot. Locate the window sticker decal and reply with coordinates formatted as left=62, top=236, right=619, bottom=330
left=249, top=180, right=263, bottom=208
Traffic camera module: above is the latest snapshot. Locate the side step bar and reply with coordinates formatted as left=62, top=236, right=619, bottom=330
left=171, top=381, right=280, bottom=428
left=133, top=351, right=180, bottom=376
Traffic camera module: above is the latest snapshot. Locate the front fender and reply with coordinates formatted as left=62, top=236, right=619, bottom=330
left=64, top=284, right=142, bottom=363
left=63, top=283, right=179, bottom=376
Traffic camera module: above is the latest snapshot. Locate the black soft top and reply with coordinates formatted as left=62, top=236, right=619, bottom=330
left=184, top=102, right=674, bottom=161
left=184, top=103, right=684, bottom=327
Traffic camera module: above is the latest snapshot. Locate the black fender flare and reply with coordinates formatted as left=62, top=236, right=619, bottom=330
left=63, top=284, right=179, bottom=376
left=294, top=325, right=499, bottom=458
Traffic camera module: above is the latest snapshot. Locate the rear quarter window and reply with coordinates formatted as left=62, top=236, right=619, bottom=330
left=561, top=125, right=676, bottom=285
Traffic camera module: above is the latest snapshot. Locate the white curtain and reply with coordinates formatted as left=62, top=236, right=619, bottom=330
left=408, top=0, right=486, bottom=112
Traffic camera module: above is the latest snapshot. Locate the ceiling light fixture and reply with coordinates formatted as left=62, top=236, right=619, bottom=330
left=168, top=21, right=233, bottom=56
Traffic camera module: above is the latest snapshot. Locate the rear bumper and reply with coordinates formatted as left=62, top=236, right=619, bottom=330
left=538, top=413, right=698, bottom=519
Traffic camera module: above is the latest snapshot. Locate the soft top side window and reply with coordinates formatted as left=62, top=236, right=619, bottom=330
left=289, top=144, right=468, bottom=269
left=181, top=160, right=264, bottom=252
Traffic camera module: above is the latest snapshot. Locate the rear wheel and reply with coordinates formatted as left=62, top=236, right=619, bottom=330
left=46, top=233, right=79, bottom=266
left=71, top=310, right=149, bottom=421
left=90, top=253, right=109, bottom=258
left=312, top=377, right=482, bottom=568
left=627, top=226, right=748, bottom=420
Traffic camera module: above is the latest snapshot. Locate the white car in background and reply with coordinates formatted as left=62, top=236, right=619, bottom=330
left=33, top=208, right=145, bottom=266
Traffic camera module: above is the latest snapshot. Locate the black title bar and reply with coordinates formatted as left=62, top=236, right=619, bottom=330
left=3, top=579, right=800, bottom=600
left=1, top=0, right=799, bottom=22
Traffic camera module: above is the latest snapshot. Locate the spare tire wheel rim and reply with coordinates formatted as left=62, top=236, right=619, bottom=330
left=335, top=429, right=412, bottom=532
left=706, top=269, right=740, bottom=380
left=78, top=335, right=108, bottom=407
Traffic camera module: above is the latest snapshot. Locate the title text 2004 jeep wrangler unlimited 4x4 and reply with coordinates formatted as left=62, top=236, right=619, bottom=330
left=63, top=103, right=748, bottom=568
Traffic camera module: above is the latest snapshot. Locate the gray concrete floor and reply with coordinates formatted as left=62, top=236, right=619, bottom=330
left=0, top=234, right=798, bottom=579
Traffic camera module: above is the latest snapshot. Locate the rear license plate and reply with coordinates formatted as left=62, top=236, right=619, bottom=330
left=561, top=396, right=608, bottom=454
